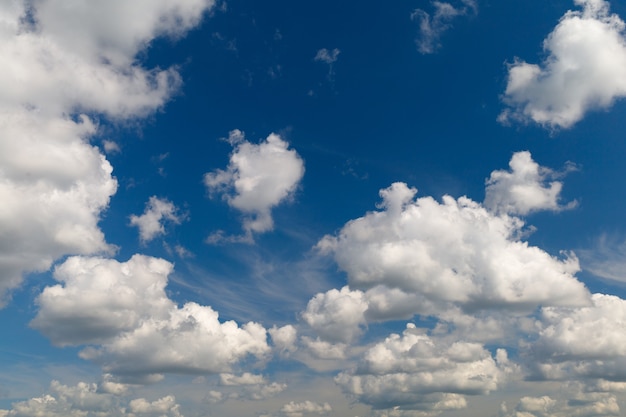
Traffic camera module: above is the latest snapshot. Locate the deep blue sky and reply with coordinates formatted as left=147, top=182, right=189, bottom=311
left=3, top=1, right=626, bottom=416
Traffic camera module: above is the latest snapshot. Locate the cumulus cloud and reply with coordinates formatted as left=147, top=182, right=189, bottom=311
left=336, top=323, right=509, bottom=412
left=280, top=400, right=331, bottom=417
left=530, top=293, right=626, bottom=382
left=500, top=0, right=626, bottom=128
left=270, top=324, right=298, bottom=355
left=302, top=286, right=368, bottom=344
left=0, top=0, right=215, bottom=305
left=317, top=181, right=590, bottom=316
left=0, top=380, right=184, bottom=417
left=484, top=151, right=577, bottom=216
left=500, top=392, right=620, bottom=417
left=204, top=130, right=305, bottom=240
left=31, top=255, right=269, bottom=379
left=411, top=0, right=476, bottom=54
left=218, top=373, right=287, bottom=401
left=129, top=196, right=184, bottom=243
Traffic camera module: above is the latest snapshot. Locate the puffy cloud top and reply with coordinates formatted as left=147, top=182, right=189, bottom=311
left=32, top=255, right=270, bottom=379
left=500, top=0, right=626, bottom=128
left=205, top=130, right=305, bottom=237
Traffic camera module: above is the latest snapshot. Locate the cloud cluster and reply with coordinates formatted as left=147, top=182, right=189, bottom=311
left=130, top=196, right=184, bottom=243
left=411, top=0, right=476, bottom=54
left=0, top=380, right=183, bottom=417
left=205, top=130, right=305, bottom=239
left=317, top=157, right=589, bottom=317
left=0, top=0, right=215, bottom=305
left=280, top=400, right=332, bottom=417
left=302, top=152, right=626, bottom=414
left=500, top=0, right=626, bottom=128
left=31, top=255, right=270, bottom=380
left=336, top=324, right=509, bottom=412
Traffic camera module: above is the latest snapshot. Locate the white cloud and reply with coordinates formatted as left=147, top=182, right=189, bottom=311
left=0, top=0, right=215, bottom=305
left=317, top=181, right=590, bottom=317
left=0, top=380, right=184, bottom=417
left=531, top=293, right=626, bottom=382
left=484, top=151, right=577, bottom=216
left=280, top=400, right=331, bottom=417
left=500, top=0, right=626, bottom=128
left=219, top=373, right=287, bottom=401
left=411, top=0, right=476, bottom=54
left=129, top=196, right=184, bottom=243
left=270, top=324, right=298, bottom=355
left=578, top=234, right=626, bottom=283
left=31, top=255, right=270, bottom=379
left=301, top=337, right=348, bottom=360
left=103, top=140, right=121, bottom=154
left=204, top=130, right=305, bottom=239
left=314, top=48, right=340, bottom=64
left=501, top=392, right=620, bottom=417
left=302, top=286, right=368, bottom=344
left=335, top=324, right=508, bottom=412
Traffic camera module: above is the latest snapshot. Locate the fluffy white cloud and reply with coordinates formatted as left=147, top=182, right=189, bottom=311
left=204, top=130, right=305, bottom=238
left=0, top=0, right=215, bottom=304
left=270, top=324, right=298, bottom=355
left=531, top=293, right=626, bottom=381
left=302, top=286, right=368, bottom=344
left=280, top=400, right=331, bottom=417
left=31, top=255, right=270, bottom=379
left=128, top=396, right=182, bottom=417
left=336, top=324, right=509, bottom=412
left=485, top=151, right=576, bottom=216
left=317, top=181, right=590, bottom=316
left=500, top=0, right=626, bottom=128
left=129, top=196, right=184, bottom=243
left=411, top=0, right=476, bottom=54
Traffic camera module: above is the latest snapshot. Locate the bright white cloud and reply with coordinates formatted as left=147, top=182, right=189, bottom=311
left=270, top=324, right=298, bottom=355
left=31, top=255, right=270, bottom=379
left=129, top=196, right=184, bottom=243
left=317, top=181, right=590, bottom=316
left=500, top=0, right=626, bottom=128
left=302, top=286, right=368, bottom=344
left=484, top=151, right=576, bottom=216
left=0, top=0, right=215, bottom=305
left=204, top=130, right=305, bottom=238
left=218, top=373, right=287, bottom=401
left=336, top=323, right=509, bottom=412
left=411, top=0, right=476, bottom=54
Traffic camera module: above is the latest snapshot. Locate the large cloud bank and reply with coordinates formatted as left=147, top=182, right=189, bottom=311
left=0, top=0, right=215, bottom=305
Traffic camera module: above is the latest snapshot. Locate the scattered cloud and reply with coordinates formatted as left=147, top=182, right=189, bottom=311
left=103, top=140, right=121, bottom=154
left=204, top=130, right=305, bottom=240
left=336, top=323, right=508, bottom=412
left=411, top=0, right=477, bottom=54
left=129, top=196, right=185, bottom=243
left=314, top=48, right=340, bottom=65
left=500, top=0, right=626, bottom=128
left=280, top=400, right=332, bottom=417
left=484, top=151, right=577, bottom=216
left=0, top=380, right=183, bottom=417
left=31, top=255, right=270, bottom=380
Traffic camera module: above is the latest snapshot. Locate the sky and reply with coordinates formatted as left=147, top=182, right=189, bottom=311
left=4, top=0, right=626, bottom=416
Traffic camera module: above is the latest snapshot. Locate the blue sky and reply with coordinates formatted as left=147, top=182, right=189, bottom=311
left=3, top=0, right=626, bottom=416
